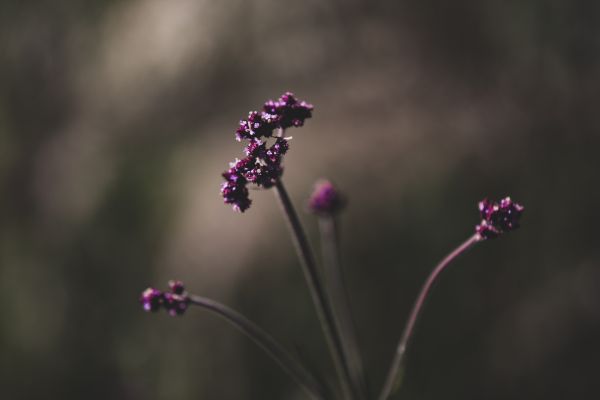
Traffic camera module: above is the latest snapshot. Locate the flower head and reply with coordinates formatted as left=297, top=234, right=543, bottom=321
left=221, top=168, right=251, bottom=212
left=168, top=280, right=185, bottom=295
left=308, top=180, right=346, bottom=216
left=222, top=92, right=312, bottom=212
left=235, top=111, right=278, bottom=141
left=140, top=287, right=163, bottom=312
left=475, top=197, right=524, bottom=239
left=245, top=138, right=267, bottom=158
left=140, top=281, right=190, bottom=316
left=163, top=292, right=189, bottom=316
left=263, top=92, right=313, bottom=129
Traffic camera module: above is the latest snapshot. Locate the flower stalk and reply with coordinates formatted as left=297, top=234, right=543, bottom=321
left=189, top=294, right=326, bottom=400
left=378, top=233, right=482, bottom=400
left=141, top=282, right=326, bottom=399
left=318, top=214, right=368, bottom=400
left=274, top=179, right=356, bottom=400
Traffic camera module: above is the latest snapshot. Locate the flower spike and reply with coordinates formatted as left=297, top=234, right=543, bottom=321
left=140, top=281, right=190, bottom=316
left=221, top=92, right=312, bottom=212
left=475, top=196, right=524, bottom=239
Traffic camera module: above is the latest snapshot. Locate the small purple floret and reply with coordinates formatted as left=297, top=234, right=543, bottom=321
left=235, top=111, right=278, bottom=141
left=245, top=139, right=267, bottom=157
left=140, top=281, right=190, bottom=316
left=263, top=92, right=313, bottom=129
left=140, top=288, right=163, bottom=312
left=476, top=197, right=524, bottom=239
left=163, top=292, right=189, bottom=316
left=221, top=166, right=252, bottom=212
left=168, top=280, right=185, bottom=295
left=308, top=180, right=346, bottom=215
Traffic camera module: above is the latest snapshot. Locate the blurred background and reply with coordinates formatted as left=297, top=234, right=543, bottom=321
left=1, top=0, right=600, bottom=399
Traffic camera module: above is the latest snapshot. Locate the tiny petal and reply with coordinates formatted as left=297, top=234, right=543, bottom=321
left=163, top=292, right=190, bottom=317
left=140, top=287, right=163, bottom=312
left=168, top=280, right=185, bottom=295
left=478, top=198, right=493, bottom=220
left=245, top=139, right=267, bottom=157
left=235, top=111, right=277, bottom=141
left=475, top=220, right=500, bottom=239
left=253, top=163, right=283, bottom=188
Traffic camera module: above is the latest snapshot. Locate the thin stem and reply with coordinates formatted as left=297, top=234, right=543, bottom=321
left=274, top=179, right=356, bottom=400
left=378, top=233, right=482, bottom=400
left=319, top=215, right=368, bottom=400
left=189, top=295, right=326, bottom=400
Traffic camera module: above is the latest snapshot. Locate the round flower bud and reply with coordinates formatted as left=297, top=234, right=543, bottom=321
left=308, top=180, right=346, bottom=216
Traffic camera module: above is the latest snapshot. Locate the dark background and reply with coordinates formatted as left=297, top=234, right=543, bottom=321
left=1, top=1, right=599, bottom=399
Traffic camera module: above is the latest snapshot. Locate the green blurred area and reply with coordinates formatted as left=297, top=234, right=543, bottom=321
left=1, top=1, right=600, bottom=399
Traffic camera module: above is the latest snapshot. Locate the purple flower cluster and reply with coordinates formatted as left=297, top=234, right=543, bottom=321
left=308, top=180, right=346, bottom=215
left=263, top=92, right=313, bottom=129
left=475, top=197, right=524, bottom=239
left=222, top=92, right=313, bottom=212
left=140, top=280, right=190, bottom=316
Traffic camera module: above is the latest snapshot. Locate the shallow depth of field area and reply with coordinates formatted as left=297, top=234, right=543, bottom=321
left=1, top=1, right=599, bottom=399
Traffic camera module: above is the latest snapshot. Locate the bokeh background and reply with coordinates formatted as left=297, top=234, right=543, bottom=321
left=2, top=0, right=600, bottom=399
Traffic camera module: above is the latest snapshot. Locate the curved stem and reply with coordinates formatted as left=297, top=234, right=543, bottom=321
left=378, top=234, right=481, bottom=400
left=319, top=215, right=367, bottom=399
left=189, top=295, right=326, bottom=400
left=274, top=180, right=356, bottom=400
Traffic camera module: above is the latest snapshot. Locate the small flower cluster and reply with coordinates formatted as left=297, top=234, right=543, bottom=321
left=308, top=180, right=346, bottom=216
left=221, top=92, right=313, bottom=212
left=140, top=280, right=190, bottom=316
left=476, top=197, right=524, bottom=239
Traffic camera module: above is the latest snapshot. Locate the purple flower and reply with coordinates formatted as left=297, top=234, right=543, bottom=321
left=308, top=180, right=346, bottom=215
left=221, top=162, right=252, bottom=212
left=245, top=139, right=267, bottom=158
left=140, top=281, right=190, bottom=316
left=222, top=92, right=312, bottom=212
left=235, top=111, right=278, bottom=141
left=475, top=197, right=524, bottom=239
left=221, top=178, right=251, bottom=212
left=263, top=92, right=313, bottom=129
left=140, top=288, right=163, bottom=312
left=163, top=292, right=189, bottom=316
left=266, top=137, right=289, bottom=163
left=251, top=160, right=283, bottom=189
left=168, top=280, right=185, bottom=295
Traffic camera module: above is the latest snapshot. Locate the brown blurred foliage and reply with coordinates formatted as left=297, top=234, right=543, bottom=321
left=1, top=1, right=600, bottom=399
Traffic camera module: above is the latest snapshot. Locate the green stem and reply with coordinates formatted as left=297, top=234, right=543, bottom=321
left=378, top=234, right=481, bottom=400
left=319, top=215, right=368, bottom=400
left=189, top=295, right=326, bottom=400
left=274, top=179, right=356, bottom=400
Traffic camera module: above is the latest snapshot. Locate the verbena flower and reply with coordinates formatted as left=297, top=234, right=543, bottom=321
left=235, top=111, right=278, bottom=141
left=475, top=197, right=524, bottom=239
left=222, top=92, right=312, bottom=212
left=163, top=292, right=189, bottom=316
left=169, top=280, right=185, bottom=295
left=140, top=281, right=190, bottom=316
left=245, top=138, right=267, bottom=157
left=221, top=168, right=251, bottom=212
left=263, top=92, right=313, bottom=129
left=140, top=288, right=162, bottom=312
left=308, top=180, right=346, bottom=215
